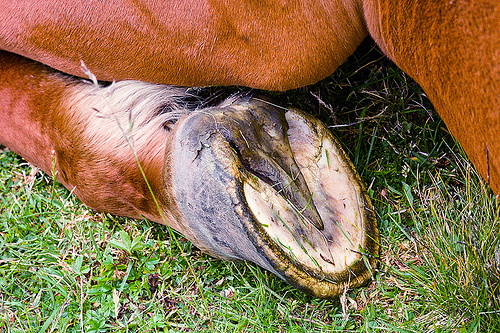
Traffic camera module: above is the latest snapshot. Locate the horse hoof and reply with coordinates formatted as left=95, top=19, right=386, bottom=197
left=172, top=96, right=378, bottom=298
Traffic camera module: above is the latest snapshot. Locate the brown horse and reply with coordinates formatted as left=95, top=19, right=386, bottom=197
left=1, top=0, right=499, bottom=297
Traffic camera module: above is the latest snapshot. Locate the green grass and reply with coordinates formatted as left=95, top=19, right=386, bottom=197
left=1, top=39, right=499, bottom=332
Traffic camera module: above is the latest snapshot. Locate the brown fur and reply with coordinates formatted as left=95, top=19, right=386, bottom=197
left=0, top=0, right=366, bottom=90
left=364, top=0, right=500, bottom=191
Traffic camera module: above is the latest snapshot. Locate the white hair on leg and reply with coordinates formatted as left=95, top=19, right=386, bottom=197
left=60, top=79, right=195, bottom=162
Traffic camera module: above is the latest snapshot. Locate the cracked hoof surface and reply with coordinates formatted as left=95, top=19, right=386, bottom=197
left=172, top=96, right=378, bottom=298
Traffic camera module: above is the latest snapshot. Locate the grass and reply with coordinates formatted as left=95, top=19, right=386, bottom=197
left=1, top=38, right=499, bottom=332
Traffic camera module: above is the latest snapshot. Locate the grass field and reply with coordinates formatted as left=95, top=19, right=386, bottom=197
left=1, top=39, right=499, bottom=332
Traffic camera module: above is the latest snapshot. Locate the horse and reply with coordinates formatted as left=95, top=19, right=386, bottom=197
left=0, top=0, right=498, bottom=297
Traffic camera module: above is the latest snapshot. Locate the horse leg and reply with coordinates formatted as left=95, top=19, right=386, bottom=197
left=0, top=51, right=378, bottom=298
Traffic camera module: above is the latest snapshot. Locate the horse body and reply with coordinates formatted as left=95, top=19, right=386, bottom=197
left=0, top=0, right=366, bottom=89
left=365, top=0, right=500, bottom=192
